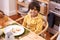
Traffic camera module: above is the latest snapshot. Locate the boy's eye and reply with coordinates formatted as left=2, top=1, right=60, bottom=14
left=34, top=9, right=37, bottom=11
left=31, top=8, right=34, bottom=10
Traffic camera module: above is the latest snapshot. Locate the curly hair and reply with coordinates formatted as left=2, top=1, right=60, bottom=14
left=28, top=1, right=40, bottom=12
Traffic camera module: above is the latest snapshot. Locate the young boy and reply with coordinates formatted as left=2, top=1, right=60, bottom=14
left=22, top=1, right=45, bottom=34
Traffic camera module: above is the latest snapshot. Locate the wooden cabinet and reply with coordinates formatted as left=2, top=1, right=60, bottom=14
left=16, top=0, right=26, bottom=16
left=16, top=0, right=49, bottom=16
left=37, top=0, right=49, bottom=4
left=16, top=0, right=30, bottom=17
left=37, top=0, right=49, bottom=16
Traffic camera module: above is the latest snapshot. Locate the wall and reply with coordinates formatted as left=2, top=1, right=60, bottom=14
left=9, top=0, right=16, bottom=16
left=3, top=0, right=9, bottom=16
left=0, top=0, right=16, bottom=16
left=0, top=0, right=4, bottom=11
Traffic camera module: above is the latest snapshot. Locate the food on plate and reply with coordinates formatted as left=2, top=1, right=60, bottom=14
left=0, top=10, right=8, bottom=28
left=4, top=25, right=25, bottom=36
left=11, top=27, right=20, bottom=33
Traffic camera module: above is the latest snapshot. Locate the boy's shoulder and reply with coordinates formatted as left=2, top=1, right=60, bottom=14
left=38, top=14, right=43, bottom=18
left=24, top=14, right=30, bottom=20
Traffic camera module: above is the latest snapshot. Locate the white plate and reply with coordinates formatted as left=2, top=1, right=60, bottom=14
left=4, top=25, right=25, bottom=36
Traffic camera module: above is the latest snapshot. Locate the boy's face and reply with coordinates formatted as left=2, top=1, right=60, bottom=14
left=0, top=12, right=4, bottom=18
left=29, top=7, right=39, bottom=17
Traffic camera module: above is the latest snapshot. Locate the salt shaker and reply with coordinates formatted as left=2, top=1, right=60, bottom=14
left=5, top=32, right=15, bottom=40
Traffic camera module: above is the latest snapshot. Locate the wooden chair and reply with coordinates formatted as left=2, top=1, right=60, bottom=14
left=15, top=16, right=24, bottom=24
left=38, top=21, right=48, bottom=38
left=50, top=32, right=59, bottom=40
left=15, top=16, right=48, bottom=37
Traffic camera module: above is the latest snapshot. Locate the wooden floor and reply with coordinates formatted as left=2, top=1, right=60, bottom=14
left=9, top=13, right=21, bottom=20
left=9, top=13, right=57, bottom=40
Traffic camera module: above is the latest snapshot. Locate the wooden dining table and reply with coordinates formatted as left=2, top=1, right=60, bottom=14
left=0, top=17, right=45, bottom=40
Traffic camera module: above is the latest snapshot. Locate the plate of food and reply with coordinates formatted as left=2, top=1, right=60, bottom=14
left=4, top=25, right=25, bottom=36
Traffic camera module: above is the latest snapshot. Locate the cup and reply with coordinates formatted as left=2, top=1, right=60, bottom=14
left=5, top=32, right=15, bottom=40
